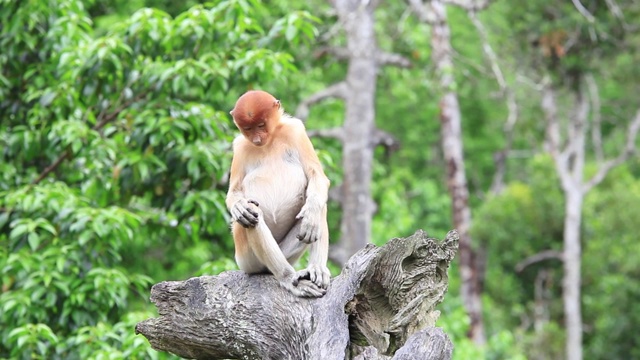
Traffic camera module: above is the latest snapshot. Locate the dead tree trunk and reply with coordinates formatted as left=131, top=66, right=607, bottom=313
left=136, top=230, right=458, bottom=360
left=541, top=75, right=640, bottom=360
left=332, top=0, right=379, bottom=263
left=408, top=0, right=486, bottom=345
left=294, top=1, right=408, bottom=266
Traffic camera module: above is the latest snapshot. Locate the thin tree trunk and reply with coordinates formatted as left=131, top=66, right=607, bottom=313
left=564, top=85, right=587, bottom=360
left=563, top=189, right=583, bottom=360
left=542, top=78, right=588, bottom=360
left=333, top=0, right=378, bottom=263
left=296, top=1, right=408, bottom=265
left=426, top=0, right=485, bottom=344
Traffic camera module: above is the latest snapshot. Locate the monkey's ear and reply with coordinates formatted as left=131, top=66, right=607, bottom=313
left=274, top=100, right=281, bottom=108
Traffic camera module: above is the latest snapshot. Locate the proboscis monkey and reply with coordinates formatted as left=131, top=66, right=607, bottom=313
left=226, top=90, right=330, bottom=297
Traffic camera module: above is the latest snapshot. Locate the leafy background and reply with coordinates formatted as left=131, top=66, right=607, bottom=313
left=2, top=0, right=639, bottom=359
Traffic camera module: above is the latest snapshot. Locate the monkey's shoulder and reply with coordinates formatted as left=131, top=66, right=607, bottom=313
left=280, top=114, right=305, bottom=127
left=276, top=115, right=307, bottom=137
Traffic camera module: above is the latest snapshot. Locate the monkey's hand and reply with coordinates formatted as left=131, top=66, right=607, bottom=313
left=230, top=199, right=260, bottom=228
left=295, top=203, right=322, bottom=244
left=279, top=272, right=326, bottom=298
left=296, top=265, right=330, bottom=290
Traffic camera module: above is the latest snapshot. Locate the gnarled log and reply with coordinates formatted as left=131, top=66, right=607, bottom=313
left=135, top=230, right=458, bottom=360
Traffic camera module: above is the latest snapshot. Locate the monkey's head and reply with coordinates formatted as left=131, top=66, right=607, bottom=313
left=230, top=90, right=282, bottom=147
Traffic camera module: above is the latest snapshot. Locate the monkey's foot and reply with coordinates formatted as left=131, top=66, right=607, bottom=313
left=296, top=265, right=330, bottom=290
left=281, top=277, right=326, bottom=298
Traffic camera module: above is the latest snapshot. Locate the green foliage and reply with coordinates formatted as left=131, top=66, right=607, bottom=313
left=472, top=155, right=566, bottom=358
left=472, top=158, right=640, bottom=358
left=372, top=166, right=451, bottom=244
left=475, top=1, right=640, bottom=358
left=0, top=0, right=320, bottom=358
left=439, top=293, right=529, bottom=360
left=1, top=0, right=639, bottom=358
left=582, top=167, right=640, bottom=359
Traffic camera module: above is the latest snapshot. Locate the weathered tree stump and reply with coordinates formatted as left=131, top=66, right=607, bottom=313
left=135, top=230, right=459, bottom=360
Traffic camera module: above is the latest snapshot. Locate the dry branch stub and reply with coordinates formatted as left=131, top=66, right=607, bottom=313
left=135, top=229, right=459, bottom=360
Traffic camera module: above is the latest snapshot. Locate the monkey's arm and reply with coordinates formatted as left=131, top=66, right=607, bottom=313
left=291, top=121, right=330, bottom=244
left=226, top=140, right=259, bottom=228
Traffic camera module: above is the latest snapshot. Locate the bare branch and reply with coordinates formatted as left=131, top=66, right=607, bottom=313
left=407, top=0, right=436, bottom=23
left=467, top=12, right=505, bottom=89
left=316, top=47, right=410, bottom=67
left=604, top=0, right=624, bottom=20
left=376, top=52, right=412, bottom=68
left=604, top=0, right=630, bottom=30
left=516, top=74, right=544, bottom=91
left=468, top=11, right=518, bottom=194
left=372, top=128, right=400, bottom=151
left=585, top=74, right=603, bottom=162
left=489, top=151, right=507, bottom=194
left=583, top=109, right=640, bottom=193
left=318, top=9, right=342, bottom=42
left=307, top=127, right=346, bottom=142
left=32, top=90, right=151, bottom=185
left=294, top=82, right=348, bottom=121
left=31, top=152, right=71, bottom=185
left=541, top=79, right=572, bottom=191
left=314, top=46, right=350, bottom=60
left=571, top=0, right=596, bottom=23
left=296, top=104, right=397, bottom=199
left=566, top=84, right=589, bottom=180
left=444, top=0, right=491, bottom=11
left=533, top=269, right=552, bottom=332
left=515, top=250, right=564, bottom=273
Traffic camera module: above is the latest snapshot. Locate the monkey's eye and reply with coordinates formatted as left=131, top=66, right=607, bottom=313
left=257, top=123, right=266, bottom=129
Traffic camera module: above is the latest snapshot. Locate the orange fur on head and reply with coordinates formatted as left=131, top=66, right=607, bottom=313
left=230, top=90, right=281, bottom=128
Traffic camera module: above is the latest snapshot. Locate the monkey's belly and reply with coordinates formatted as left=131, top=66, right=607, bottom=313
left=243, top=162, right=307, bottom=241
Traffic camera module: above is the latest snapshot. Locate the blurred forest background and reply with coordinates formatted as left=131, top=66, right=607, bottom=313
left=1, top=0, right=639, bottom=359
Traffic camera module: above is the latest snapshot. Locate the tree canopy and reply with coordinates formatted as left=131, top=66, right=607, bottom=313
left=2, top=0, right=639, bottom=359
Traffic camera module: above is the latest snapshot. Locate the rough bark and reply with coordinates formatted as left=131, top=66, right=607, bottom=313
left=331, top=0, right=379, bottom=265
left=409, top=0, right=486, bottom=344
left=136, top=230, right=458, bottom=360
left=294, top=1, right=408, bottom=266
left=542, top=79, right=586, bottom=360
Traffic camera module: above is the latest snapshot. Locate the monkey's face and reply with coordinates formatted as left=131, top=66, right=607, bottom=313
left=238, top=121, right=270, bottom=146
left=230, top=90, right=281, bottom=147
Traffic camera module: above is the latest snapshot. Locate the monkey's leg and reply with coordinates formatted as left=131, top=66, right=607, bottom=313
left=238, top=204, right=325, bottom=298
left=308, top=206, right=329, bottom=266
left=292, top=206, right=330, bottom=289
left=232, top=223, right=267, bottom=274
left=278, top=221, right=308, bottom=266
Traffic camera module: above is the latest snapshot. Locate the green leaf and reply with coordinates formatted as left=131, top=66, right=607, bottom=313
left=40, top=90, right=57, bottom=106
left=31, top=287, right=46, bottom=302
left=9, top=223, right=29, bottom=240
left=36, top=218, right=58, bottom=236
left=28, top=232, right=41, bottom=251
left=3, top=299, right=18, bottom=313
left=285, top=23, right=297, bottom=42
left=78, top=231, right=92, bottom=246
left=72, top=139, right=83, bottom=154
